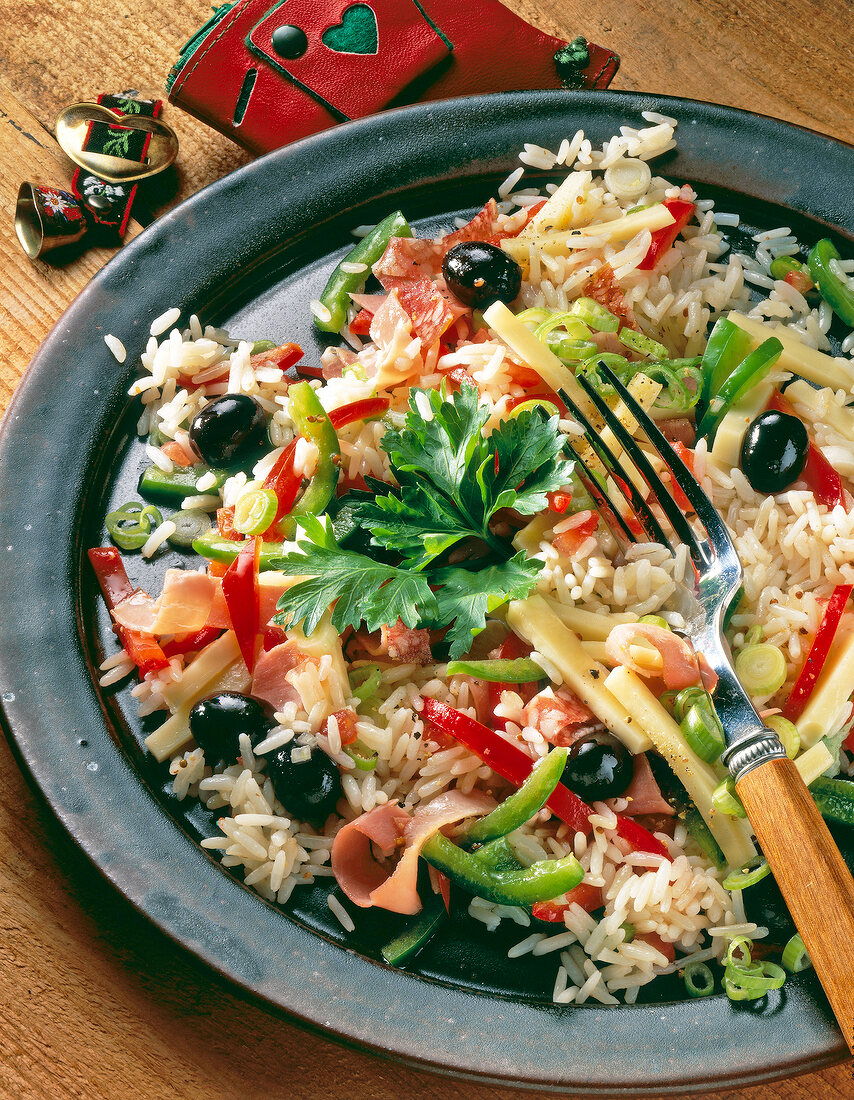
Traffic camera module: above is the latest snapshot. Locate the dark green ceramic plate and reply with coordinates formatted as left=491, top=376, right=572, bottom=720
left=1, top=91, right=852, bottom=1093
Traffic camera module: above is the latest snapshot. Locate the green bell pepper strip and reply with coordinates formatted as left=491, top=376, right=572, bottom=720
left=698, top=317, right=754, bottom=410
left=192, top=530, right=285, bottom=571
left=250, top=339, right=277, bottom=355
left=314, top=210, right=413, bottom=333
left=768, top=256, right=811, bottom=284
left=139, top=463, right=228, bottom=503
left=808, top=775, right=854, bottom=826
left=683, top=807, right=727, bottom=870
left=696, top=336, right=783, bottom=442
left=461, top=748, right=568, bottom=847
left=381, top=892, right=447, bottom=966
left=279, top=381, right=341, bottom=537
left=420, top=832, right=583, bottom=907
left=445, top=657, right=545, bottom=683
left=808, top=238, right=854, bottom=327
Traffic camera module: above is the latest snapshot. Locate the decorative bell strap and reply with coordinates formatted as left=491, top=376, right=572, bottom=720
left=70, top=93, right=164, bottom=235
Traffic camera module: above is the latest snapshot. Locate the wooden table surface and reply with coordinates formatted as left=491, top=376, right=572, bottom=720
left=1, top=2, right=852, bottom=1097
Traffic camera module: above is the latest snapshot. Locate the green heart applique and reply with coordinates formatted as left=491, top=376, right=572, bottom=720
left=321, top=4, right=378, bottom=55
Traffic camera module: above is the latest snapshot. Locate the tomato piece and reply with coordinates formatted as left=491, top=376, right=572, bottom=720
left=348, top=308, right=374, bottom=335
left=161, top=440, right=195, bottom=467
left=637, top=199, right=696, bottom=271
left=547, top=490, right=573, bottom=514
left=553, top=510, right=598, bottom=556
left=216, top=506, right=243, bottom=542
left=532, top=883, right=603, bottom=921
left=635, top=932, right=676, bottom=962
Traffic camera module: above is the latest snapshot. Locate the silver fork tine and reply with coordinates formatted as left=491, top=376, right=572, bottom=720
left=564, top=440, right=637, bottom=553
left=569, top=372, right=712, bottom=570
left=558, top=387, right=675, bottom=550
left=595, top=362, right=734, bottom=562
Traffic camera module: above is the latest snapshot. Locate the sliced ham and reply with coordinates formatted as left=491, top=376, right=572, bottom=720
left=381, top=618, right=433, bottom=665
left=250, top=641, right=309, bottom=710
left=394, top=278, right=457, bottom=348
left=320, top=345, right=358, bottom=380
left=369, top=290, right=414, bottom=350
left=582, top=263, right=639, bottom=331
left=612, top=753, right=675, bottom=817
left=331, top=801, right=412, bottom=908
left=349, top=292, right=389, bottom=313
left=112, top=569, right=217, bottom=635
left=606, top=623, right=705, bottom=691
left=333, top=790, right=496, bottom=914
left=523, top=687, right=600, bottom=747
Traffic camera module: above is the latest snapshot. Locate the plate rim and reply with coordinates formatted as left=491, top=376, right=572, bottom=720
left=1, top=88, right=851, bottom=1092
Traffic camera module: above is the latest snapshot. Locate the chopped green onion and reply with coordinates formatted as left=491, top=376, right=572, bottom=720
left=743, top=624, right=763, bottom=645
left=683, top=962, right=715, bottom=997
left=167, top=509, right=212, bottom=547
left=618, top=328, right=670, bottom=361
left=507, top=397, right=561, bottom=420
left=672, top=686, right=706, bottom=723
left=445, top=657, right=544, bottom=683
left=734, top=643, right=787, bottom=696
left=534, top=312, right=592, bottom=342
left=723, top=855, right=771, bottom=891
left=344, top=739, right=378, bottom=771
left=639, top=614, right=669, bottom=630
left=620, top=922, right=635, bottom=944
left=680, top=699, right=726, bottom=763
left=105, top=501, right=164, bottom=550
left=349, top=664, right=382, bottom=704
left=781, top=933, right=811, bottom=973
left=712, top=776, right=746, bottom=818
left=548, top=336, right=599, bottom=362
left=233, top=487, right=278, bottom=535
left=723, top=936, right=786, bottom=1001
left=515, top=307, right=554, bottom=327
left=765, top=714, right=800, bottom=760
left=570, top=296, right=620, bottom=333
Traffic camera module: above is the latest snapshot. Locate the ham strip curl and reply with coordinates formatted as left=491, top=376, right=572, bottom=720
left=332, top=789, right=495, bottom=914
left=606, top=623, right=717, bottom=692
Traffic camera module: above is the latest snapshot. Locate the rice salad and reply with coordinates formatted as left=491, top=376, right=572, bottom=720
left=91, top=112, right=854, bottom=1008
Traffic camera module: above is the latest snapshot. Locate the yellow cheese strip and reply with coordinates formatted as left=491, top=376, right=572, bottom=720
left=502, top=204, right=676, bottom=260
left=785, top=378, right=854, bottom=437
left=794, top=741, right=834, bottom=786
left=604, top=665, right=757, bottom=868
left=726, top=312, right=854, bottom=391
left=161, top=630, right=241, bottom=709
left=541, top=596, right=636, bottom=641
left=708, top=379, right=775, bottom=470
left=507, top=595, right=651, bottom=753
left=518, top=171, right=592, bottom=237
left=796, top=630, right=854, bottom=748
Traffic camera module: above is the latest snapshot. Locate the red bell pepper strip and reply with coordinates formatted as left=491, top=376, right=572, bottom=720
left=637, top=199, right=696, bottom=271
left=348, top=308, right=374, bottom=335
left=87, top=547, right=169, bottom=676
left=221, top=536, right=261, bottom=672
left=250, top=342, right=303, bottom=371
left=420, top=698, right=594, bottom=834
left=532, top=882, right=603, bottom=921
left=328, top=397, right=390, bottom=431
left=262, top=438, right=301, bottom=533
left=768, top=392, right=844, bottom=508
left=437, top=871, right=451, bottom=914
left=160, top=626, right=223, bottom=658
left=615, top=816, right=670, bottom=859
left=782, top=583, right=853, bottom=721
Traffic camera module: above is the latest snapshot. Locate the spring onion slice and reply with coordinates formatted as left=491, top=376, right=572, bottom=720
left=547, top=336, right=599, bottom=362
left=167, top=509, right=212, bottom=547
left=618, top=328, right=670, bottom=361
left=683, top=962, right=715, bottom=997
left=534, top=313, right=592, bottom=342
left=105, top=501, right=163, bottom=550
left=344, top=740, right=378, bottom=771
left=507, top=397, right=562, bottom=420
left=672, top=686, right=706, bottom=723
left=233, top=487, right=278, bottom=535
left=570, top=297, right=620, bottom=332
left=781, top=933, right=812, bottom=973
left=712, top=776, right=746, bottom=818
left=680, top=700, right=726, bottom=763
left=723, top=937, right=786, bottom=1001
left=638, top=614, right=669, bottom=630
left=735, top=643, right=787, bottom=696
left=765, top=714, right=800, bottom=760
left=723, top=855, right=771, bottom=891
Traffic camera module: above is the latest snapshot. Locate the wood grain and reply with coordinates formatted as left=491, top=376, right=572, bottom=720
left=1, top=1, right=853, bottom=1096
left=736, top=757, right=854, bottom=1054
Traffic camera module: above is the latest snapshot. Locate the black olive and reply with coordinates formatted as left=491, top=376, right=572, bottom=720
left=265, top=742, right=343, bottom=827
left=442, top=242, right=522, bottom=307
left=189, top=393, right=268, bottom=467
left=740, top=410, right=809, bottom=494
left=561, top=731, right=634, bottom=801
left=189, top=691, right=276, bottom=766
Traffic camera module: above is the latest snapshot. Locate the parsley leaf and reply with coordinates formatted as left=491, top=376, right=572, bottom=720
left=358, top=385, right=573, bottom=567
left=273, top=387, right=571, bottom=654
left=271, top=516, right=438, bottom=635
left=429, top=554, right=543, bottom=659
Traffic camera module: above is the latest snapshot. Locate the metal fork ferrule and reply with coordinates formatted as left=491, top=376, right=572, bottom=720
left=723, top=731, right=788, bottom=783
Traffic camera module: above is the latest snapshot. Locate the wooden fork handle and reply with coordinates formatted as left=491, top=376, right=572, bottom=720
left=736, top=755, right=854, bottom=1053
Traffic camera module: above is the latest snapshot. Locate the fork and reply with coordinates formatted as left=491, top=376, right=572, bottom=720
left=559, top=363, right=854, bottom=1050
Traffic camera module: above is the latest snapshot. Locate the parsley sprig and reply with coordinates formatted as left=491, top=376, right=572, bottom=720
left=273, top=385, right=573, bottom=658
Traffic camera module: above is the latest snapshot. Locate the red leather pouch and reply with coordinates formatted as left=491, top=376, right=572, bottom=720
left=166, top=0, right=619, bottom=154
